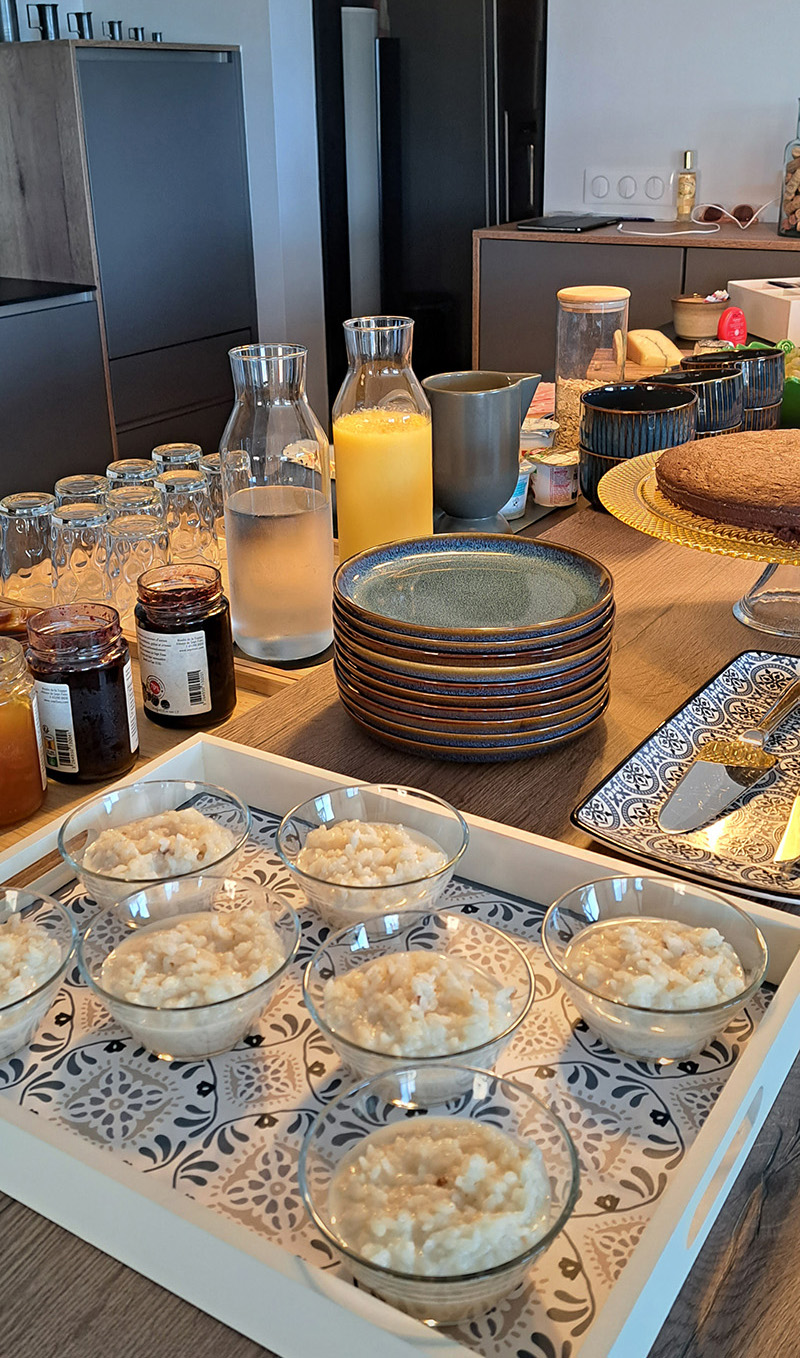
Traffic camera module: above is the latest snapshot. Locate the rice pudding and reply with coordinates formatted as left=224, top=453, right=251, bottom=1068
left=323, top=951, right=514, bottom=1056
left=0, top=912, right=66, bottom=1060
left=297, top=820, right=446, bottom=887
left=564, top=916, right=745, bottom=1010
left=329, top=1117, right=551, bottom=1276
left=0, top=912, right=61, bottom=1005
left=100, top=907, right=284, bottom=1007
left=82, top=808, right=237, bottom=881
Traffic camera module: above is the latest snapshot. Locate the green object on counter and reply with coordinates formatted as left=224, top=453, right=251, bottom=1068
left=782, top=376, right=800, bottom=427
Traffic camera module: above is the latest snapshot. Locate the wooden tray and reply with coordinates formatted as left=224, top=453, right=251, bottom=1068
left=2, top=736, right=800, bottom=1358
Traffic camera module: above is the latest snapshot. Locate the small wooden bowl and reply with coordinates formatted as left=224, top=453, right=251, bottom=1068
left=671, top=295, right=728, bottom=340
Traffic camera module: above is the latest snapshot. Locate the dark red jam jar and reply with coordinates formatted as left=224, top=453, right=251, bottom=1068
left=134, top=564, right=236, bottom=728
left=26, top=603, right=139, bottom=783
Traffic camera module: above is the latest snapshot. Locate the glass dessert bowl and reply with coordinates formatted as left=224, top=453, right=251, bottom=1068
left=299, top=1064, right=579, bottom=1325
left=276, top=782, right=468, bottom=927
left=542, top=874, right=768, bottom=1062
left=303, top=908, right=534, bottom=1098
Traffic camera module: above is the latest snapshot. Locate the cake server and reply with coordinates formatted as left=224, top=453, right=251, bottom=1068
left=658, top=676, right=800, bottom=833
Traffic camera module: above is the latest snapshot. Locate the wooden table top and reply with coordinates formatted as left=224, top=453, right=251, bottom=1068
left=6, top=504, right=800, bottom=1358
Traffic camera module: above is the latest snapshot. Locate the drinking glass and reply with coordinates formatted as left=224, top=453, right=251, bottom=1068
left=152, top=443, right=202, bottom=474
left=199, top=452, right=224, bottom=523
left=107, top=513, right=170, bottom=624
left=156, top=469, right=218, bottom=566
left=106, top=486, right=166, bottom=520
left=106, top=458, right=160, bottom=489
left=51, top=502, right=110, bottom=604
left=0, top=492, right=56, bottom=605
left=219, top=343, right=334, bottom=661
left=332, top=316, right=432, bottom=561
left=54, top=474, right=109, bottom=506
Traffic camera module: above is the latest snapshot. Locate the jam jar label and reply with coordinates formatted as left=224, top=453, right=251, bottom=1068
left=136, top=627, right=212, bottom=717
left=31, top=691, right=47, bottom=789
left=34, top=681, right=79, bottom=774
left=123, top=657, right=139, bottom=753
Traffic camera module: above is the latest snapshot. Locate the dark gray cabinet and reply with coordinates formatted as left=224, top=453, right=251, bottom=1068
left=475, top=226, right=800, bottom=378
left=0, top=293, right=114, bottom=498
left=477, top=238, right=683, bottom=378
left=0, top=41, right=256, bottom=477
left=77, top=48, right=255, bottom=360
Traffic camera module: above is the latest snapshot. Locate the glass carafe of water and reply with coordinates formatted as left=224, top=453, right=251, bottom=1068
left=219, top=344, right=334, bottom=661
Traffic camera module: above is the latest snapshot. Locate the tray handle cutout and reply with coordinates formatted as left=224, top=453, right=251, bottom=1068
left=686, top=1085, right=764, bottom=1249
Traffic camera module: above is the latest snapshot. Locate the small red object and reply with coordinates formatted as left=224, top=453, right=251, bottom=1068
left=717, top=306, right=747, bottom=344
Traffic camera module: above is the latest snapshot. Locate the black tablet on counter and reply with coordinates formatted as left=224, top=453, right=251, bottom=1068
left=516, top=213, right=621, bottom=232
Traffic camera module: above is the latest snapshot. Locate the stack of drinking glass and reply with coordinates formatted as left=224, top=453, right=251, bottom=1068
left=0, top=443, right=222, bottom=626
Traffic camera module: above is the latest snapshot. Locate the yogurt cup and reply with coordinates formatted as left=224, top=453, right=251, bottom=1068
left=521, top=416, right=559, bottom=452
left=528, top=449, right=579, bottom=508
left=500, top=464, right=533, bottom=519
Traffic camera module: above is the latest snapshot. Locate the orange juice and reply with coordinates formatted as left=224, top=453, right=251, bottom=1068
left=333, top=408, right=433, bottom=561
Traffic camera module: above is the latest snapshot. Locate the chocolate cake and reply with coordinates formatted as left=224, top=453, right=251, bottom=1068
left=655, top=430, right=800, bottom=536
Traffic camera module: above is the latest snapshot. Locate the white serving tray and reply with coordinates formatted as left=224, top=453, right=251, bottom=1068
left=2, top=734, right=800, bottom=1358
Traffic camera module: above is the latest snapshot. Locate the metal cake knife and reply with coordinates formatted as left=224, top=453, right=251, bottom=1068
left=658, top=676, right=800, bottom=834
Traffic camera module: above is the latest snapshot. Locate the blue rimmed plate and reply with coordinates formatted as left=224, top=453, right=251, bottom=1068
left=334, top=535, right=613, bottom=640
left=341, top=691, right=609, bottom=762
left=572, top=650, right=800, bottom=906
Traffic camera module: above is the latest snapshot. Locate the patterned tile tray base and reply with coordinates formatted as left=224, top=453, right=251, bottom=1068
left=574, top=651, right=800, bottom=908
left=0, top=799, right=773, bottom=1358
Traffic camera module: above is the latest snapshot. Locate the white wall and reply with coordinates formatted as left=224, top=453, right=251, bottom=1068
left=545, top=0, right=798, bottom=223
left=54, top=0, right=328, bottom=414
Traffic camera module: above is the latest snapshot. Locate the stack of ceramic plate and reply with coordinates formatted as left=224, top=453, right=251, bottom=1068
left=332, top=535, right=614, bottom=762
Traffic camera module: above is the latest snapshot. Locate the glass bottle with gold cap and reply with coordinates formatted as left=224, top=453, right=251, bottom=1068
left=554, top=285, right=630, bottom=448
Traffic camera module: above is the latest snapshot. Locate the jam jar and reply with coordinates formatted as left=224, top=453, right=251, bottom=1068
left=134, top=564, right=236, bottom=728
left=26, top=604, right=139, bottom=783
left=0, top=638, right=46, bottom=825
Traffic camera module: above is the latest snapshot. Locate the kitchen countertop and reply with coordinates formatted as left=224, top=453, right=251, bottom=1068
left=476, top=219, right=800, bottom=251
left=0, top=277, right=96, bottom=308
left=5, top=504, right=800, bottom=1357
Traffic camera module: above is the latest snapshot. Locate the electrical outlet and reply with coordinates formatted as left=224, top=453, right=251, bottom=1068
left=583, top=167, right=674, bottom=210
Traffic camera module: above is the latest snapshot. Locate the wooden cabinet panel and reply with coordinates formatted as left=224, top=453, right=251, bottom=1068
left=477, top=239, right=683, bottom=377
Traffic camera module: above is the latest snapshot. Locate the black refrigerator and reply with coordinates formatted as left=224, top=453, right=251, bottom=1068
left=313, top=0, right=547, bottom=391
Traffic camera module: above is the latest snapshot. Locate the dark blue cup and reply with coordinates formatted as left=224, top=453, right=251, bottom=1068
left=741, top=403, right=782, bottom=432
left=579, top=383, right=697, bottom=511
left=580, top=384, right=698, bottom=459
left=682, top=348, right=785, bottom=409
left=647, top=365, right=743, bottom=434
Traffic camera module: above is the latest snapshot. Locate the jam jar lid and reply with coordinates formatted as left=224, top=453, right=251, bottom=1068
left=26, top=603, right=124, bottom=664
left=137, top=564, right=224, bottom=622
left=0, top=636, right=29, bottom=688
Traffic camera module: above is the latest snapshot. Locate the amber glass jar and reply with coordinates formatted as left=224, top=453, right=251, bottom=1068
left=134, top=564, right=236, bottom=728
left=0, top=638, right=46, bottom=825
left=26, top=604, right=139, bottom=783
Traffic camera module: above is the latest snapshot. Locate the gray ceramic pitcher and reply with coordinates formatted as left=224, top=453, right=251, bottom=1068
left=422, top=370, right=540, bottom=533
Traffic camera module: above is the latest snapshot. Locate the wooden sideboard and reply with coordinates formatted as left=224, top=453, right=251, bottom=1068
left=473, top=220, right=800, bottom=378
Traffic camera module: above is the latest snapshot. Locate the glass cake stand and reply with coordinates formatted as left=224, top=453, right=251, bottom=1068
left=599, top=451, right=800, bottom=637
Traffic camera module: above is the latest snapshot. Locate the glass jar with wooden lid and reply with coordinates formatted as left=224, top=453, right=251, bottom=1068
left=555, top=285, right=630, bottom=448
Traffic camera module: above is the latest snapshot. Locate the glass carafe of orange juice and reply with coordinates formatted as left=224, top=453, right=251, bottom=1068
left=332, top=316, right=433, bottom=561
